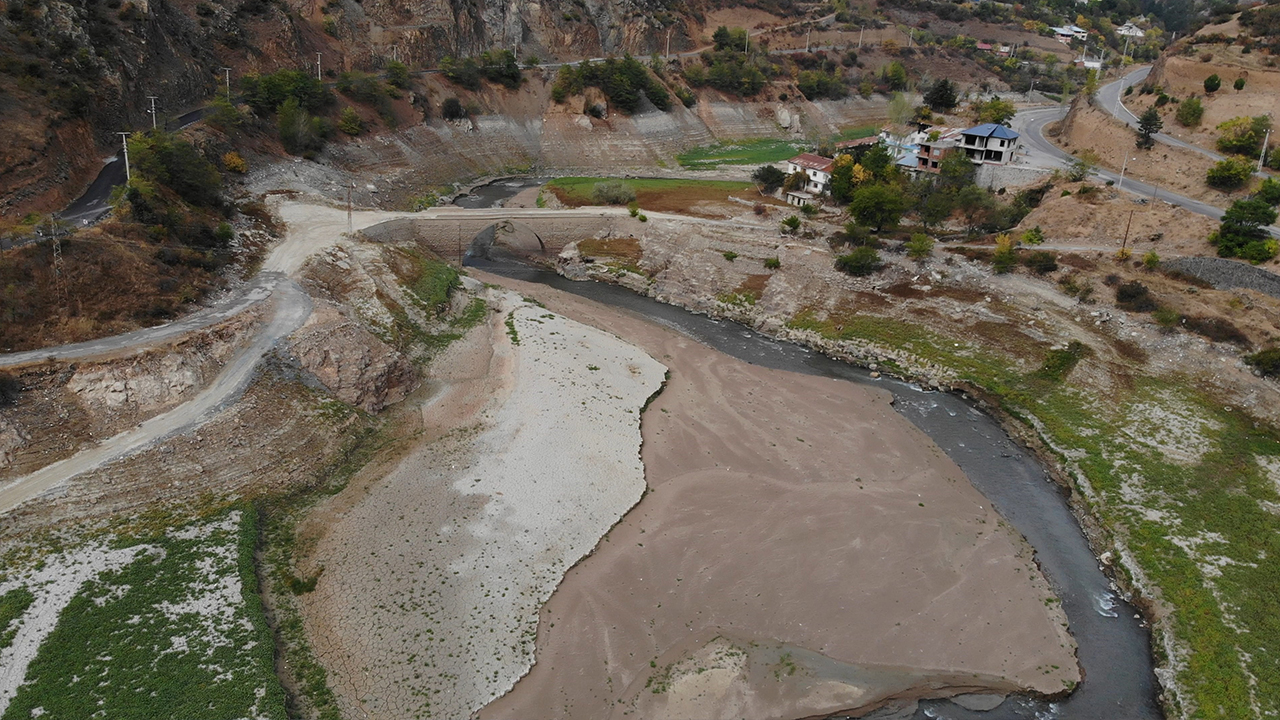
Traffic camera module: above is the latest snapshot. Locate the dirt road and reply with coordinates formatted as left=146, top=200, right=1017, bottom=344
left=0, top=279, right=312, bottom=516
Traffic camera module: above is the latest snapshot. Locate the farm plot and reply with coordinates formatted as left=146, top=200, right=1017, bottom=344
left=0, top=506, right=285, bottom=720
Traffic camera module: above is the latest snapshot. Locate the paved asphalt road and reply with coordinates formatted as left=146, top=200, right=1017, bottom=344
left=1094, top=67, right=1229, bottom=163
left=1011, top=103, right=1280, bottom=239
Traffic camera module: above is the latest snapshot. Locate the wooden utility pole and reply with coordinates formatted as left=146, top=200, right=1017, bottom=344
left=346, top=183, right=353, bottom=236
left=1121, top=209, right=1135, bottom=253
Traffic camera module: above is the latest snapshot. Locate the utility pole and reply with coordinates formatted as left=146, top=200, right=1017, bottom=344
left=1028, top=78, right=1036, bottom=99
left=47, top=218, right=67, bottom=304
left=744, top=31, right=749, bottom=54
left=805, top=26, right=811, bottom=52
left=1118, top=154, right=1134, bottom=191
left=1121, top=208, right=1134, bottom=254
left=316, top=51, right=322, bottom=81
left=1260, top=127, right=1272, bottom=172
left=116, top=132, right=132, bottom=182
left=147, top=95, right=158, bottom=130
left=858, top=25, right=864, bottom=48
left=220, top=67, right=231, bottom=98
left=346, top=182, right=353, bottom=236
left=666, top=27, right=674, bottom=59
left=1122, top=34, right=1132, bottom=63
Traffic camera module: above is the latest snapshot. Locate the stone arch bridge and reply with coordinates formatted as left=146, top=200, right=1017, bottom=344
left=357, top=208, right=632, bottom=262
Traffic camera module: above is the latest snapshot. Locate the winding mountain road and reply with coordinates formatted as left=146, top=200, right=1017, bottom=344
left=1011, top=103, right=1280, bottom=238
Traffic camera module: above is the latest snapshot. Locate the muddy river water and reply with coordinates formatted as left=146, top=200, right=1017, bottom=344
left=456, top=179, right=1163, bottom=719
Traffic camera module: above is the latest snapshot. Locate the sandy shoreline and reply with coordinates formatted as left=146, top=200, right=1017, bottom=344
left=473, top=270, right=1080, bottom=719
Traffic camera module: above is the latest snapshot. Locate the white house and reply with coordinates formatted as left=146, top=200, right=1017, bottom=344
left=784, top=153, right=835, bottom=195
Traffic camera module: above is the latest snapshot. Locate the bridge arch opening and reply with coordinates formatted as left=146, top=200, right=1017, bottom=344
left=466, top=220, right=547, bottom=262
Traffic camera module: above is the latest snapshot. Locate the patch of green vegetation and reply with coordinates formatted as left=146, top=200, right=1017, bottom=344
left=2, top=506, right=288, bottom=720
left=546, top=177, right=755, bottom=206
left=836, top=125, right=878, bottom=142
left=257, top=424, right=384, bottom=720
left=1029, top=340, right=1091, bottom=386
left=0, top=586, right=35, bottom=651
left=505, top=312, right=520, bottom=345
left=675, top=139, right=807, bottom=170
left=400, top=249, right=461, bottom=315
left=717, top=290, right=758, bottom=307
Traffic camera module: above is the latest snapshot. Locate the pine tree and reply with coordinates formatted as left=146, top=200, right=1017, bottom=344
left=1137, top=107, right=1162, bottom=149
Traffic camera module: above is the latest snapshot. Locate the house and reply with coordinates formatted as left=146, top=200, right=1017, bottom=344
left=958, top=123, right=1020, bottom=165
left=915, top=127, right=966, bottom=173
left=976, top=42, right=994, bottom=52
left=1116, top=22, right=1145, bottom=37
left=784, top=153, right=835, bottom=195
left=1051, top=24, right=1088, bottom=42
left=996, top=44, right=1013, bottom=57
left=1073, top=54, right=1103, bottom=70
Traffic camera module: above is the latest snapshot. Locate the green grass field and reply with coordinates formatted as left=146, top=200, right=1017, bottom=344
left=545, top=177, right=762, bottom=212
left=2, top=506, right=287, bottom=720
left=675, top=139, right=809, bottom=170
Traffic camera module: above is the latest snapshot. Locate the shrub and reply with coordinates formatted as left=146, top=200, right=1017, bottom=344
left=441, top=97, right=467, bottom=120
left=241, top=70, right=331, bottom=115
left=1204, top=73, right=1221, bottom=93
left=905, top=233, right=934, bottom=260
left=1206, top=157, right=1254, bottom=190
left=276, top=97, right=328, bottom=156
left=835, top=246, right=882, bottom=276
left=1022, top=226, right=1044, bottom=245
left=1023, top=250, right=1058, bottom=274
left=1213, top=198, right=1279, bottom=262
left=1142, top=250, right=1160, bottom=269
left=800, top=203, right=818, bottom=217
left=1216, top=116, right=1271, bottom=156
left=1246, top=348, right=1280, bottom=376
left=128, top=132, right=223, bottom=206
left=1184, top=315, right=1250, bottom=346
left=1176, top=96, right=1204, bottom=127
left=848, top=183, right=908, bottom=231
left=628, top=202, right=639, bottom=217
left=752, top=165, right=786, bottom=192
left=763, top=257, right=781, bottom=269
left=722, top=251, right=738, bottom=262
left=214, top=222, right=234, bottom=244
left=550, top=55, right=671, bottom=112
left=1234, top=77, right=1246, bottom=91
left=1256, top=178, right=1280, bottom=206
left=591, top=180, right=636, bottom=205
left=0, top=372, right=19, bottom=406
left=385, top=60, right=410, bottom=89
left=993, top=234, right=1013, bottom=272
left=338, top=106, right=363, bottom=135
left=1115, top=280, right=1157, bottom=312
left=221, top=151, right=247, bottom=173
left=781, top=215, right=801, bottom=233
left=1153, top=306, right=1181, bottom=329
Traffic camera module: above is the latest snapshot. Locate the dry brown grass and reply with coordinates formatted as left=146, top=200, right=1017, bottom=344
left=576, top=237, right=643, bottom=263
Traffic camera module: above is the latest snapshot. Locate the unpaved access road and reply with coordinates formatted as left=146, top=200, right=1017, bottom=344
left=0, top=279, right=312, bottom=516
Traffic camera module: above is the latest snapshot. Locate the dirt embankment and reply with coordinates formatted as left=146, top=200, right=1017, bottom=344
left=1143, top=48, right=1280, bottom=155
left=0, top=310, right=261, bottom=481
left=1051, top=96, right=1243, bottom=205
left=1014, top=181, right=1219, bottom=254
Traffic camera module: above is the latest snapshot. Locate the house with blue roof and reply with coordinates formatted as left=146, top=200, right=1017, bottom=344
left=959, top=123, right=1020, bottom=165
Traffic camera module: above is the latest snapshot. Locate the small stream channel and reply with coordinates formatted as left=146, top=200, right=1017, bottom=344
left=458, top=179, right=1164, bottom=720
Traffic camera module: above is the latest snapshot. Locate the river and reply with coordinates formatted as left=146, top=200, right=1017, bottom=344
left=458, top=179, right=1163, bottom=719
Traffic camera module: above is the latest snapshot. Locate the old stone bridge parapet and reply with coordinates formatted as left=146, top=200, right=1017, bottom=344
left=357, top=208, right=630, bottom=262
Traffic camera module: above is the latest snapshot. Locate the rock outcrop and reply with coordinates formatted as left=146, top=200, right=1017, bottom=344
left=287, top=300, right=415, bottom=413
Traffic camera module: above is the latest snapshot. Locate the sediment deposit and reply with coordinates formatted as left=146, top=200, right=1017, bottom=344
left=297, top=289, right=666, bottom=719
